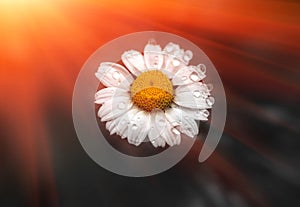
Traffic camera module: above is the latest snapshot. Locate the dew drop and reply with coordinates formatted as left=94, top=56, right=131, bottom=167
left=201, top=91, right=208, bottom=97
left=202, top=110, right=209, bottom=117
left=172, top=59, right=180, bottom=66
left=166, top=44, right=173, bottom=52
left=206, top=97, right=215, bottom=106
left=132, top=124, right=138, bottom=130
left=185, top=50, right=193, bottom=59
left=112, top=71, right=121, bottom=80
left=189, top=72, right=200, bottom=82
left=198, top=64, right=206, bottom=73
left=153, top=56, right=159, bottom=66
left=158, top=119, right=166, bottom=127
left=183, top=55, right=190, bottom=62
left=118, top=102, right=126, bottom=109
left=181, top=76, right=187, bottom=81
left=193, top=90, right=201, bottom=98
left=174, top=49, right=183, bottom=58
left=206, top=83, right=213, bottom=91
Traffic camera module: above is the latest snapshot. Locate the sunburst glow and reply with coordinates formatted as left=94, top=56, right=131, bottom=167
left=1, top=0, right=299, bottom=206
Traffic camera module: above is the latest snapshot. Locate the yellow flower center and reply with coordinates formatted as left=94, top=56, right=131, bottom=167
left=131, top=70, right=174, bottom=112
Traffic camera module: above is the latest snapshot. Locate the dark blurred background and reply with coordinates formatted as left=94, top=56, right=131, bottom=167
left=0, top=0, right=299, bottom=206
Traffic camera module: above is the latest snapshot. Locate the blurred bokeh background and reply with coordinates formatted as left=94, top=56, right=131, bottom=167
left=0, top=0, right=299, bottom=206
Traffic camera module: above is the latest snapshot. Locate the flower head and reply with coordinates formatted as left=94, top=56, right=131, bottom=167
left=95, top=40, right=214, bottom=147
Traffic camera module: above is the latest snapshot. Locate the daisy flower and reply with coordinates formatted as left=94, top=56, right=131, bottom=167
left=95, top=40, right=214, bottom=147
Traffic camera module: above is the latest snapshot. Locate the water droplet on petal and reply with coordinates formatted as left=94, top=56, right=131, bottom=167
left=202, top=110, right=209, bottom=117
left=174, top=49, right=183, bottom=58
left=206, top=97, right=215, bottom=106
left=206, top=83, right=213, bottom=91
left=118, top=102, right=126, bottom=109
left=112, top=71, right=121, bottom=80
left=158, top=119, right=166, bottom=127
left=201, top=91, right=208, bottom=98
left=193, top=90, right=201, bottom=98
left=183, top=55, right=189, bottom=62
left=132, top=124, right=138, bottom=130
left=181, top=76, right=187, bottom=81
left=185, top=50, right=193, bottom=59
left=166, top=45, right=173, bottom=52
left=189, top=72, right=200, bottom=82
left=172, top=59, right=180, bottom=66
left=198, top=64, right=206, bottom=73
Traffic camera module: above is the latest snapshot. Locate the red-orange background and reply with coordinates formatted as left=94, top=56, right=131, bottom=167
left=0, top=0, right=299, bottom=206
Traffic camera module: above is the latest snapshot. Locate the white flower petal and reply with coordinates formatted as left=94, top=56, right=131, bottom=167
left=95, top=62, right=134, bottom=89
left=182, top=50, right=193, bottom=64
left=161, top=42, right=195, bottom=77
left=148, top=110, right=168, bottom=147
left=127, top=111, right=151, bottom=146
left=151, top=138, right=158, bottom=148
left=147, top=110, right=181, bottom=147
left=174, top=82, right=213, bottom=109
left=171, top=128, right=181, bottom=145
left=165, top=107, right=199, bottom=138
left=97, top=95, right=132, bottom=122
left=144, top=43, right=164, bottom=70
left=121, top=50, right=147, bottom=76
left=106, top=109, right=133, bottom=136
left=106, top=107, right=140, bottom=137
left=161, top=120, right=181, bottom=146
left=95, top=87, right=128, bottom=104
left=162, top=55, right=186, bottom=78
left=107, top=119, right=125, bottom=136
left=163, top=42, right=182, bottom=57
left=157, top=136, right=166, bottom=147
left=113, top=107, right=140, bottom=138
left=172, top=64, right=206, bottom=86
left=150, top=135, right=166, bottom=148
left=181, top=107, right=210, bottom=121
left=163, top=42, right=193, bottom=65
left=105, top=120, right=116, bottom=135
